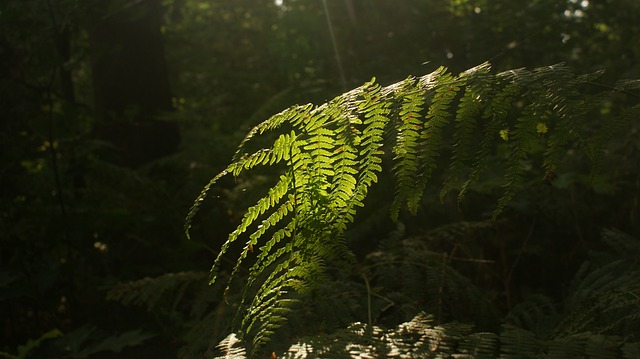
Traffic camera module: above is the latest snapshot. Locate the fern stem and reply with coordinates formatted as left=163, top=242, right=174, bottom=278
left=362, top=272, right=372, bottom=326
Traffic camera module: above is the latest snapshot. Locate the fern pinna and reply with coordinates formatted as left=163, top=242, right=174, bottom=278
left=185, top=62, right=638, bottom=354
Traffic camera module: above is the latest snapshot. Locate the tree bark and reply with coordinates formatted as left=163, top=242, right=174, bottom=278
left=89, top=0, right=180, bottom=167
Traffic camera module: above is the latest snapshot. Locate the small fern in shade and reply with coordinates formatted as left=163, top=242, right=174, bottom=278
left=185, top=62, right=639, bottom=354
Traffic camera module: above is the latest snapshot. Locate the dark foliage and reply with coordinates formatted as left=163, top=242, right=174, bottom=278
left=1, top=0, right=639, bottom=358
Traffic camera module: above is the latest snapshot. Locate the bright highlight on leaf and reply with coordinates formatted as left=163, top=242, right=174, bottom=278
left=499, top=129, right=510, bottom=141
left=536, top=122, right=548, bottom=134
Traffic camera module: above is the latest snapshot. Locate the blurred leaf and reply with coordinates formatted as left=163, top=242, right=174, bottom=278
left=54, top=326, right=154, bottom=358
left=0, top=329, right=63, bottom=359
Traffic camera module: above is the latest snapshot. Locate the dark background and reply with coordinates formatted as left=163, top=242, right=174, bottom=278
left=1, top=0, right=639, bottom=357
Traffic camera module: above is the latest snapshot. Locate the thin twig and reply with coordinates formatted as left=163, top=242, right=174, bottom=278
left=361, top=272, right=372, bottom=326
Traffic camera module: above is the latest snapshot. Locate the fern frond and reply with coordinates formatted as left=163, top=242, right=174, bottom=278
left=232, top=104, right=313, bottom=162
left=541, top=66, right=593, bottom=180
left=458, top=68, right=525, bottom=203
left=554, top=230, right=640, bottom=340
left=494, top=67, right=549, bottom=217
left=107, top=271, right=208, bottom=312
left=499, top=324, right=541, bottom=357
left=601, top=228, right=640, bottom=258
left=506, top=294, right=558, bottom=336
left=213, top=334, right=246, bottom=359
left=390, top=76, right=427, bottom=221
left=364, top=227, right=496, bottom=326
left=186, top=62, right=639, bottom=353
left=409, top=67, right=460, bottom=213
left=441, top=62, right=493, bottom=201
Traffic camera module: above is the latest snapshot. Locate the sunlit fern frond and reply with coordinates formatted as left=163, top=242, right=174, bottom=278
left=185, top=62, right=638, bottom=353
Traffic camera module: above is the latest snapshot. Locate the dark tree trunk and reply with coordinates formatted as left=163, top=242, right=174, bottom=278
left=89, top=0, right=180, bottom=167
